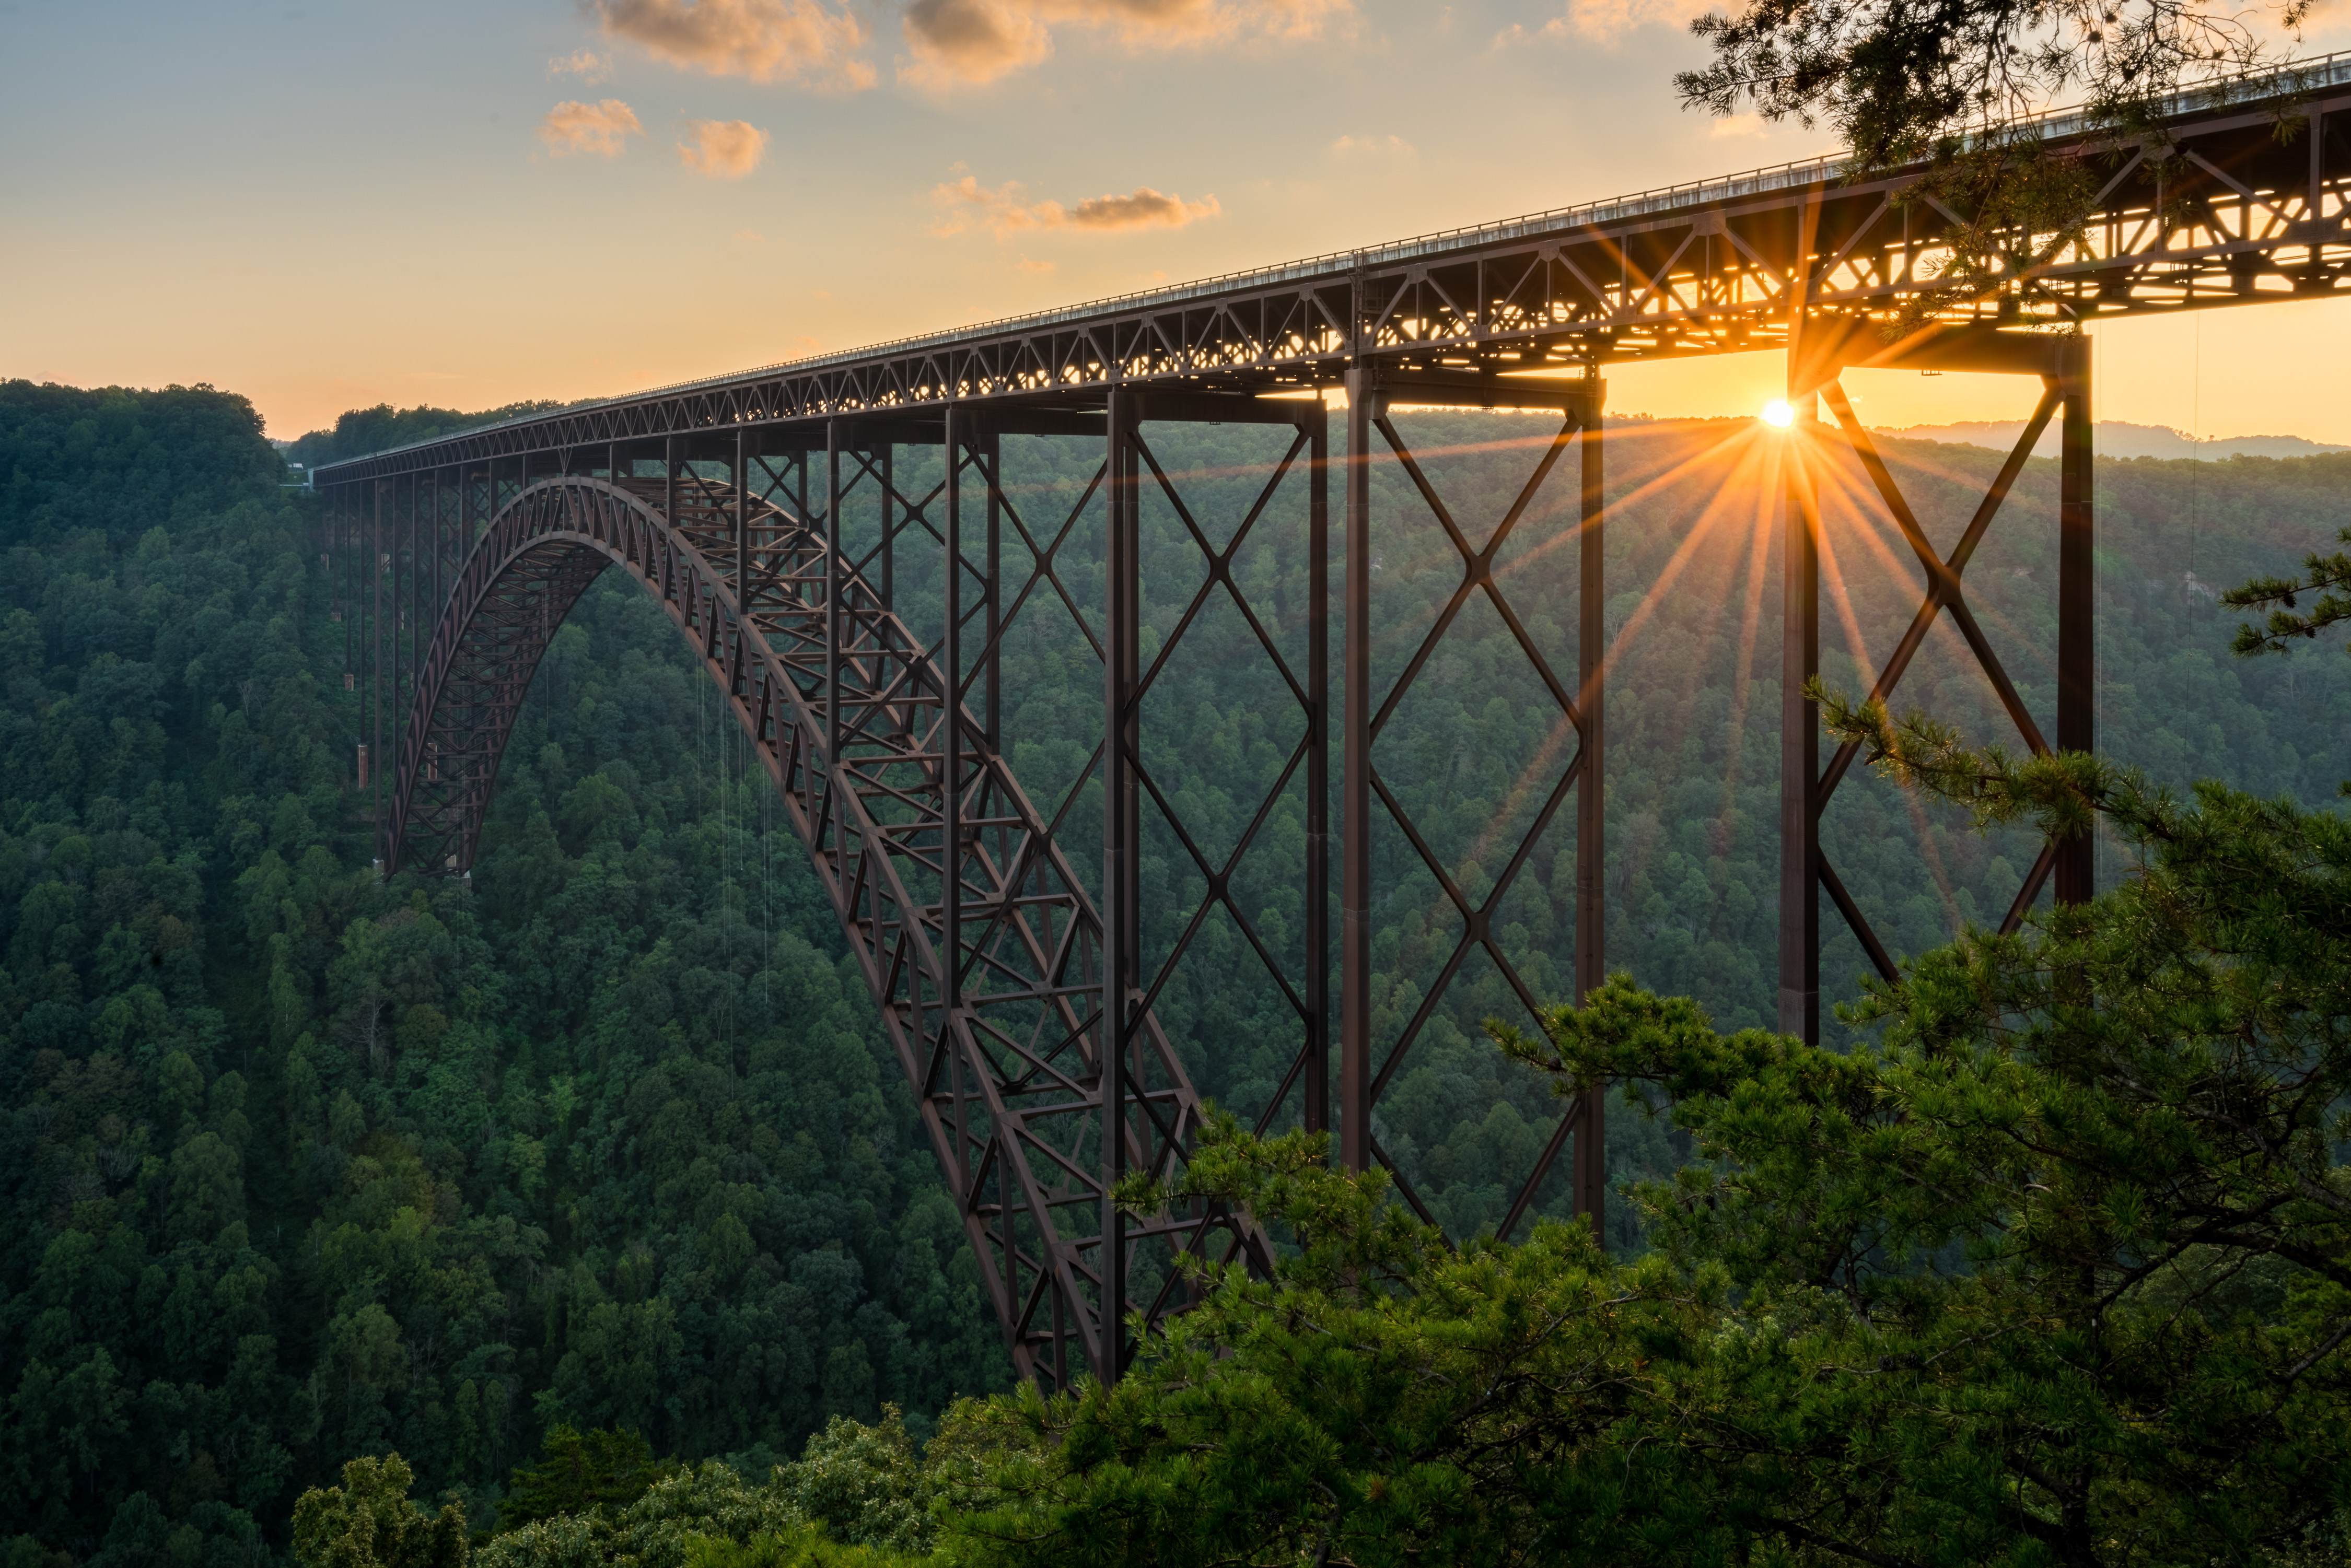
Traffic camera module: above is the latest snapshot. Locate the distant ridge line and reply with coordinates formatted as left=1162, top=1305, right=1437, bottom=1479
left=1876, top=420, right=2351, bottom=461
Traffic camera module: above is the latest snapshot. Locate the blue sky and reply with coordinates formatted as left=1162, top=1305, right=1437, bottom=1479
left=4, top=0, right=2347, bottom=441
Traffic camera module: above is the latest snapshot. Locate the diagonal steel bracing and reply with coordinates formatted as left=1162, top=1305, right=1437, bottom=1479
left=1779, top=324, right=2094, bottom=1039
left=1336, top=375, right=1609, bottom=1242
left=387, top=468, right=1275, bottom=1391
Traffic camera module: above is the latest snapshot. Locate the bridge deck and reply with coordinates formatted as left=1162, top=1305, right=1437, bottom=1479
left=315, top=52, right=2351, bottom=487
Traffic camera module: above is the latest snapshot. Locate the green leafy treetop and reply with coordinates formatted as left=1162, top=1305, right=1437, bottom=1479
left=682, top=1529, right=924, bottom=1568
left=934, top=706, right=2351, bottom=1566
left=293, top=1456, right=470, bottom=1568
left=768, top=1409, right=933, bottom=1557
left=468, top=1409, right=955, bottom=1568
left=477, top=1461, right=802, bottom=1568
left=943, top=1120, right=1693, bottom=1567
left=501, top=1426, right=679, bottom=1531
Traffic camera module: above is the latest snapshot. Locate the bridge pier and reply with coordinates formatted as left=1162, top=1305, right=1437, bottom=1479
left=1779, top=321, right=2096, bottom=1043
left=1337, top=367, right=1610, bottom=1238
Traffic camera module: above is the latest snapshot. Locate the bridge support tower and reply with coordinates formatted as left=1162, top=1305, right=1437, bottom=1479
left=1779, top=322, right=2095, bottom=1043
left=1337, top=368, right=1610, bottom=1234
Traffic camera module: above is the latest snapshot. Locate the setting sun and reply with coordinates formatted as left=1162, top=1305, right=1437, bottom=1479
left=1760, top=398, right=1796, bottom=428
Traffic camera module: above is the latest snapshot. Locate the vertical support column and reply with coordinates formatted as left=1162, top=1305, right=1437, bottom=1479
left=1778, top=383, right=1822, bottom=1044
left=411, top=473, right=422, bottom=707
left=735, top=429, right=749, bottom=600
left=404, top=474, right=416, bottom=717
left=880, top=444, right=896, bottom=614
left=1100, top=387, right=1141, bottom=1383
left=372, top=480, right=385, bottom=860
left=341, top=487, right=353, bottom=685
left=665, top=437, right=678, bottom=532
left=2055, top=338, right=2096, bottom=904
left=1303, top=398, right=1331, bottom=1141
left=943, top=403, right=965, bottom=1015
left=984, top=428, right=1002, bottom=753
left=434, top=467, right=446, bottom=649
left=1573, top=375, right=1609, bottom=1224
left=825, top=422, right=845, bottom=763
left=1339, top=368, right=1376, bottom=1172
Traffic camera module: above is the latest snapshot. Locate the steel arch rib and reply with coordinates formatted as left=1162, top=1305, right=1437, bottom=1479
left=387, top=475, right=1255, bottom=1389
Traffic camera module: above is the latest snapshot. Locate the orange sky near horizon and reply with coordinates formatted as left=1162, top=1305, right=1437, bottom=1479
left=5, top=1, right=2348, bottom=447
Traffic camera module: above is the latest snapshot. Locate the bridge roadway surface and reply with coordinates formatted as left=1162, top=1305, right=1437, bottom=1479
left=315, top=53, right=2351, bottom=1391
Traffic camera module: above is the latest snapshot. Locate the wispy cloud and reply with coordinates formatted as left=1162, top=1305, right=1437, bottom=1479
left=932, top=174, right=1222, bottom=236
left=540, top=99, right=644, bottom=157
left=594, top=0, right=875, bottom=88
left=1331, top=132, right=1414, bottom=155
left=1710, top=112, right=1766, bottom=137
left=1498, top=0, right=1713, bottom=45
left=678, top=118, right=770, bottom=177
left=548, top=48, right=616, bottom=81
left=902, top=0, right=1349, bottom=87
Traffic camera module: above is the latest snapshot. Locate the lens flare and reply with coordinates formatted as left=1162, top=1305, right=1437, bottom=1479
left=1760, top=399, right=1795, bottom=428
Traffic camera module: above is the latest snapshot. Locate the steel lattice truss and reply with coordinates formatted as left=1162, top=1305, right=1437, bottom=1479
left=389, top=474, right=1262, bottom=1392
left=315, top=57, right=2350, bottom=492
left=1811, top=378, right=2072, bottom=970
left=315, top=51, right=2351, bottom=1389
left=1351, top=402, right=1603, bottom=1235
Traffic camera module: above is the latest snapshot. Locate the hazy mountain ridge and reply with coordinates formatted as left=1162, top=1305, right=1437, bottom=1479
left=1878, top=418, right=2351, bottom=460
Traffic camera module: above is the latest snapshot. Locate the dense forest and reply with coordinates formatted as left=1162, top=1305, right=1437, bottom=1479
left=0, top=381, right=1007, bottom=1568
left=3, top=375, right=2348, bottom=1564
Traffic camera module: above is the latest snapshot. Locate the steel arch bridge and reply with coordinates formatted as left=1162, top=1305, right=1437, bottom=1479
left=315, top=52, right=2351, bottom=1391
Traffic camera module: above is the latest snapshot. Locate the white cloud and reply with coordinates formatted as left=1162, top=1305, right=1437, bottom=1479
left=594, top=0, right=875, bottom=89
left=1710, top=112, right=1767, bottom=137
left=932, top=174, right=1223, bottom=235
left=1498, top=0, right=1714, bottom=46
left=540, top=99, right=644, bottom=157
left=548, top=48, right=616, bottom=81
left=679, top=119, right=771, bottom=177
left=1331, top=132, right=1415, bottom=155
left=901, top=0, right=1349, bottom=87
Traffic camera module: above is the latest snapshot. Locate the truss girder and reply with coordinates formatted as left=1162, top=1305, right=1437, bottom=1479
left=388, top=475, right=1261, bottom=1394
left=317, top=70, right=2351, bottom=492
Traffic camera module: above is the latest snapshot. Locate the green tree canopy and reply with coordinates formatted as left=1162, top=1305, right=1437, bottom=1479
left=501, top=1425, right=678, bottom=1532
left=941, top=730, right=2351, bottom=1567
left=293, top=1455, right=469, bottom=1568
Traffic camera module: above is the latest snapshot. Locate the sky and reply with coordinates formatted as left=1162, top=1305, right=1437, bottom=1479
left=4, top=0, right=2348, bottom=443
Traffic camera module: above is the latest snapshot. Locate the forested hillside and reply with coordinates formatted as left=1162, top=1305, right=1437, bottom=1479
left=3, top=377, right=2347, bottom=1565
left=0, top=382, right=1007, bottom=1568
